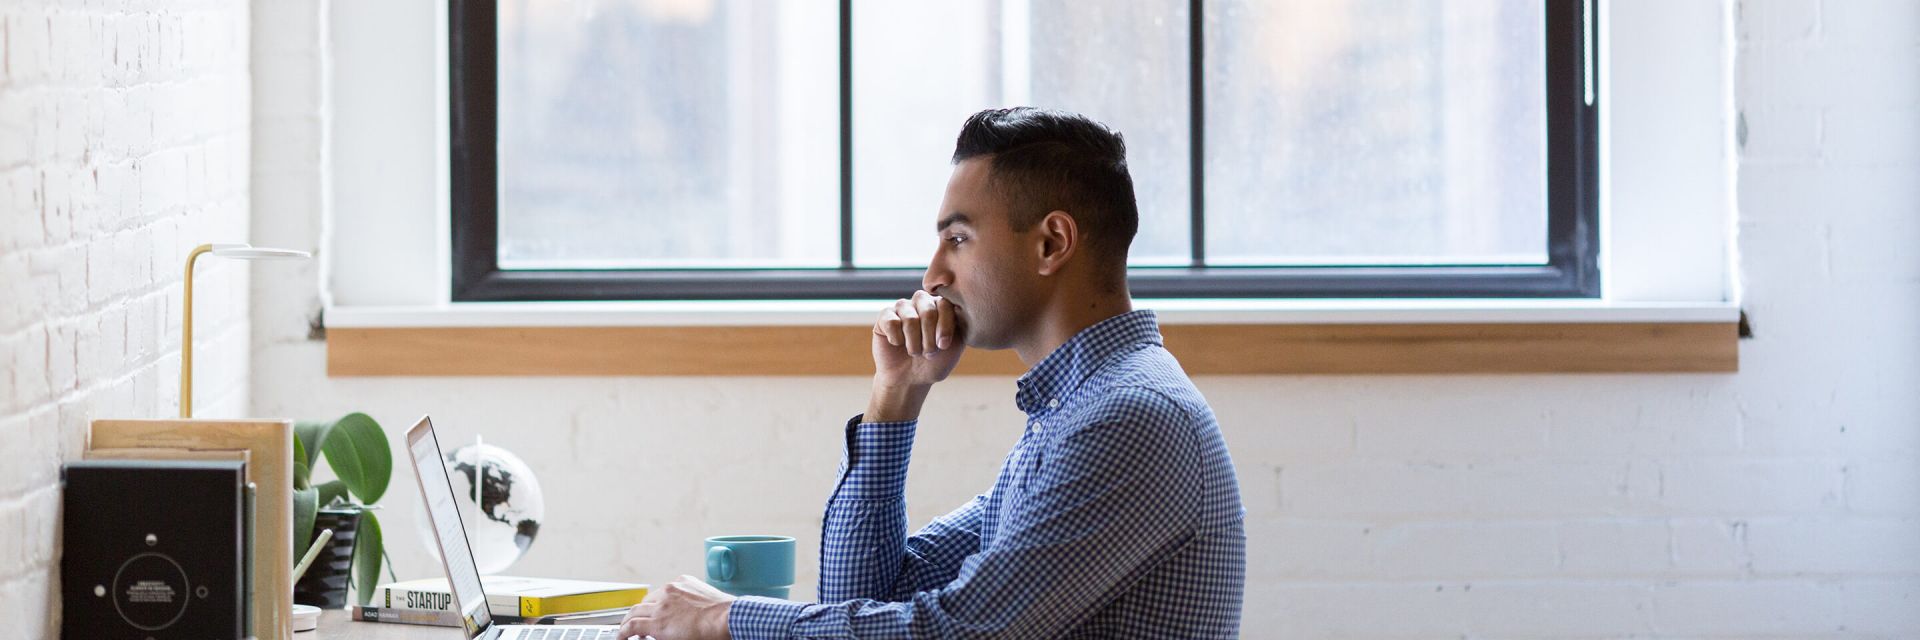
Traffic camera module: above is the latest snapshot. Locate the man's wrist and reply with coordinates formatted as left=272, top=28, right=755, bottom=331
left=865, top=381, right=931, bottom=423
left=726, top=596, right=809, bottom=640
left=708, top=600, right=732, bottom=639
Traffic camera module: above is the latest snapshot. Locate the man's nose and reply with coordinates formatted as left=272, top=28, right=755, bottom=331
left=923, top=257, right=953, bottom=295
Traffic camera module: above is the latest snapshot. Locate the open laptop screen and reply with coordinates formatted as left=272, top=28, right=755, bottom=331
left=406, top=416, right=494, bottom=637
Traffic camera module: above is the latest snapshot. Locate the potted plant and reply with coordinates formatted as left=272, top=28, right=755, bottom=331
left=292, top=412, right=392, bottom=608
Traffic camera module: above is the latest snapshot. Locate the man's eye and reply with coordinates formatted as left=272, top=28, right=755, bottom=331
left=946, top=235, right=967, bottom=246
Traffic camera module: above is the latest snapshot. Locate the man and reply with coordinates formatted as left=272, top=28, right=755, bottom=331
left=621, top=107, right=1246, bottom=639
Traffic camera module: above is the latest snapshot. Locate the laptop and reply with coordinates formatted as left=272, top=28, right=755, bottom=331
left=406, top=416, right=627, bottom=639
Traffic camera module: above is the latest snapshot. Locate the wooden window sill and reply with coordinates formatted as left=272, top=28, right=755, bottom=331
left=323, top=302, right=1739, bottom=376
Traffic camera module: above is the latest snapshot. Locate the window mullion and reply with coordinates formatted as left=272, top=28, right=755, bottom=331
left=839, top=0, right=855, bottom=270
left=1187, top=0, right=1206, bottom=268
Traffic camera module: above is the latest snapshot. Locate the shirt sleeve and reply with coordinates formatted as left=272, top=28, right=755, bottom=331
left=728, top=391, right=1201, bottom=639
left=812, top=415, right=986, bottom=605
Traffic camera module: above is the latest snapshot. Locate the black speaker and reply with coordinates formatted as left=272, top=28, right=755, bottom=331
left=61, top=460, right=249, bottom=639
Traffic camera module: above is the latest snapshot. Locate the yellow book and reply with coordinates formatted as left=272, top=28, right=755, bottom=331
left=379, top=575, right=650, bottom=618
left=512, top=582, right=651, bottom=618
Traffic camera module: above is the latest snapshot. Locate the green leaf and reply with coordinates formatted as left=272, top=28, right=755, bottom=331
left=294, top=420, right=333, bottom=471
left=314, top=478, right=349, bottom=507
left=352, top=510, right=384, bottom=606
left=320, top=412, right=393, bottom=505
left=316, top=479, right=348, bottom=509
left=293, top=487, right=318, bottom=568
left=293, top=436, right=311, bottom=490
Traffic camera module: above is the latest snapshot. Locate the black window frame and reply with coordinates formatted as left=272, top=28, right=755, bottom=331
left=451, top=0, right=1598, bottom=301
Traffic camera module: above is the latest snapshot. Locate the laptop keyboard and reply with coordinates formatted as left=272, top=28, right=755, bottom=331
left=515, top=628, right=618, bottom=640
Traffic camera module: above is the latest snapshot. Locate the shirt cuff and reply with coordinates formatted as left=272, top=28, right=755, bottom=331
left=727, top=596, right=810, bottom=640
left=840, top=414, right=917, bottom=497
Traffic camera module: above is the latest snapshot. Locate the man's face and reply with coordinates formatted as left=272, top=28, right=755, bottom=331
left=922, top=158, right=1044, bottom=351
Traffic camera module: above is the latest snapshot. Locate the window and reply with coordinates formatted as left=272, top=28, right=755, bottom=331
left=451, top=0, right=1597, bottom=301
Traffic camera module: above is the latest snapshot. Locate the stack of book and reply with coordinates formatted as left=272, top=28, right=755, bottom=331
left=352, top=576, right=649, bottom=626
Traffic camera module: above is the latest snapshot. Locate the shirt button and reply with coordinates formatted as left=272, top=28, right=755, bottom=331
left=1047, top=398, right=1060, bottom=409
left=1030, top=420, right=1041, bottom=429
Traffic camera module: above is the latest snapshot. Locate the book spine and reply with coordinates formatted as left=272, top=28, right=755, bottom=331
left=243, top=481, right=255, bottom=636
left=379, top=585, right=461, bottom=614
left=352, top=605, right=463, bottom=627
left=379, top=584, right=521, bottom=617
left=521, top=589, right=649, bottom=617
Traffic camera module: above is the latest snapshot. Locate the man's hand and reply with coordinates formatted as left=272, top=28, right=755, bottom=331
left=868, top=291, right=966, bottom=422
left=618, top=575, right=734, bottom=640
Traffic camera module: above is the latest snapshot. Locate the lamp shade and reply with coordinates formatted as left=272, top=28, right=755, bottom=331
left=208, top=243, right=310, bottom=259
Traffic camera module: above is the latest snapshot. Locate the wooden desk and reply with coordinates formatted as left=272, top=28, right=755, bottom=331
left=313, top=609, right=466, bottom=639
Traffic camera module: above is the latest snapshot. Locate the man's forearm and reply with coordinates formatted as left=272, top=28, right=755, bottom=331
left=822, top=416, right=920, bottom=603
left=865, top=382, right=932, bottom=423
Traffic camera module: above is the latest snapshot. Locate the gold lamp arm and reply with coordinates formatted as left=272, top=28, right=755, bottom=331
left=181, top=243, right=213, bottom=418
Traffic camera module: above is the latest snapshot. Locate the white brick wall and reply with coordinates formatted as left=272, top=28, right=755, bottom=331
left=256, top=0, right=1910, bottom=637
left=0, top=1, right=252, bottom=636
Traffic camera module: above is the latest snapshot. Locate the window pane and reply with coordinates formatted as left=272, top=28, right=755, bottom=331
left=497, top=0, right=840, bottom=269
left=852, top=0, right=1190, bottom=268
left=1203, top=0, right=1547, bottom=266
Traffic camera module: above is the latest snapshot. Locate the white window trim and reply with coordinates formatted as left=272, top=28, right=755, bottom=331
left=321, top=0, right=1736, bottom=328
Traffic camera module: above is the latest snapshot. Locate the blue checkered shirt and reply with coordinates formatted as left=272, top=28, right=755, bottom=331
left=728, top=310, right=1246, bottom=638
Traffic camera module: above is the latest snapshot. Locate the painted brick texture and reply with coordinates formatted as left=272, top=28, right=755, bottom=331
left=0, top=1, right=251, bottom=635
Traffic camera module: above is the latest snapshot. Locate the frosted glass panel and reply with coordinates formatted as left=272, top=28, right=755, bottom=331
left=497, top=0, right=841, bottom=269
left=850, top=0, right=1190, bottom=268
left=1203, top=0, right=1547, bottom=266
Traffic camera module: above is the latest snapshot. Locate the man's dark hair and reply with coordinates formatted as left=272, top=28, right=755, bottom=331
left=952, top=107, right=1139, bottom=281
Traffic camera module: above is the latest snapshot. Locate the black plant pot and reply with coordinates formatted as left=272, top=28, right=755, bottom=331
left=294, top=508, right=362, bottom=609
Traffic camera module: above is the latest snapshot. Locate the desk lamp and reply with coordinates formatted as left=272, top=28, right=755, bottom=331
left=182, top=243, right=310, bottom=417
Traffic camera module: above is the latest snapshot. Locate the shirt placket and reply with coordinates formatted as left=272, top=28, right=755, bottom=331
left=1012, top=394, right=1063, bottom=495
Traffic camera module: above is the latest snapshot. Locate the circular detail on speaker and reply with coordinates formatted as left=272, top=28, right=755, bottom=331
left=111, top=552, right=191, bottom=631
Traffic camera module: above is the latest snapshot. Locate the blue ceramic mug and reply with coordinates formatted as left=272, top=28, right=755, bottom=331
left=705, top=535, right=795, bottom=599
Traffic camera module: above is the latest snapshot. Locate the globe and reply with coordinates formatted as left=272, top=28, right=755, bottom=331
left=417, top=439, right=545, bottom=575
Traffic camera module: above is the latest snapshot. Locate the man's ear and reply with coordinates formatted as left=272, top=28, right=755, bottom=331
left=1034, top=210, right=1077, bottom=276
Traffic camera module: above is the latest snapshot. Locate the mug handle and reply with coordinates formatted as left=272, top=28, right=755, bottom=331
left=706, top=546, right=735, bottom=583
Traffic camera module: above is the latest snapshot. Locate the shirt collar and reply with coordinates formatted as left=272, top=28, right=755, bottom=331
left=1014, top=309, right=1162, bottom=414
